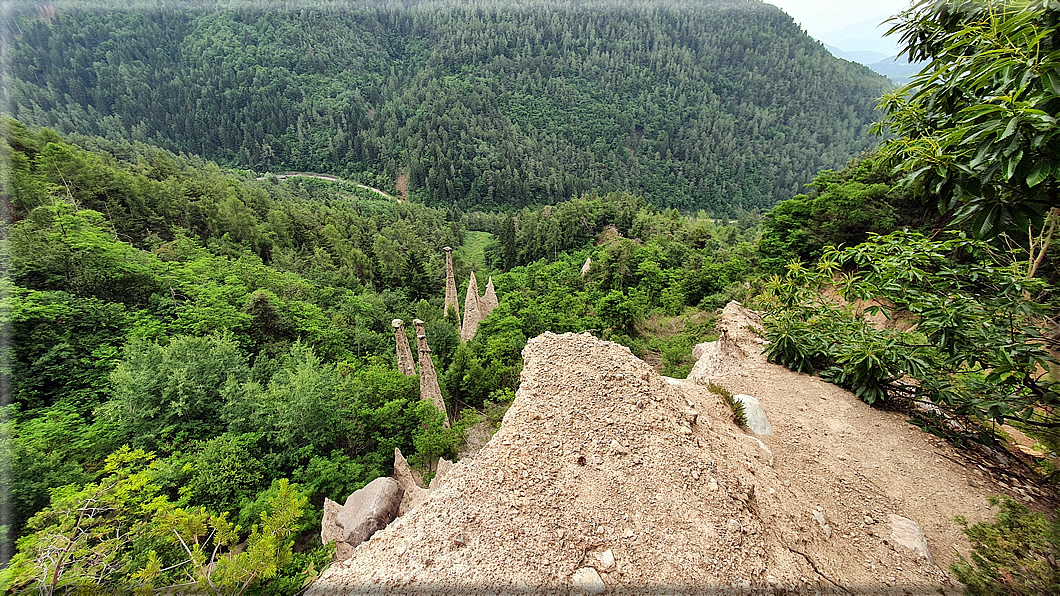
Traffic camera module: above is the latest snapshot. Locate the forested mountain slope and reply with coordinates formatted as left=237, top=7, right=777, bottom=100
left=5, top=0, right=890, bottom=213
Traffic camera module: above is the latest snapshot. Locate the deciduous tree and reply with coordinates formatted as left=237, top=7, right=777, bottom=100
left=877, top=0, right=1060, bottom=239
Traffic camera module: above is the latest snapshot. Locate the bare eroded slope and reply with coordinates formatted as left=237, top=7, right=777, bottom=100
left=310, top=303, right=1008, bottom=594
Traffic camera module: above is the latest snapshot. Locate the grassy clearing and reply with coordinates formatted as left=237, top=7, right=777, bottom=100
left=458, top=231, right=494, bottom=273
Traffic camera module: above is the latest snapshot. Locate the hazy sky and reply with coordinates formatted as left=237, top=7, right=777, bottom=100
left=765, top=0, right=913, bottom=36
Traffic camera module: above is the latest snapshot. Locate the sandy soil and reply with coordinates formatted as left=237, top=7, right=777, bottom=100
left=309, top=302, right=1019, bottom=595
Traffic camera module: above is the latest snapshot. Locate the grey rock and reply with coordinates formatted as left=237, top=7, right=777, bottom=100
left=334, top=541, right=356, bottom=561
left=336, top=477, right=404, bottom=547
left=813, top=508, right=832, bottom=538
left=889, top=514, right=933, bottom=561
left=321, top=497, right=344, bottom=547
left=733, top=394, right=773, bottom=435
left=571, top=567, right=607, bottom=594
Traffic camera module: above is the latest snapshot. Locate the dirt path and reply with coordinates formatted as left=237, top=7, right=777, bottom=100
left=256, top=172, right=401, bottom=202
left=309, top=303, right=1016, bottom=594
left=683, top=303, right=1022, bottom=585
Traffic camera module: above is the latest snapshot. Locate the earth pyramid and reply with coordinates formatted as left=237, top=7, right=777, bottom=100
left=460, top=272, right=482, bottom=342
left=412, top=318, right=448, bottom=428
left=443, top=246, right=459, bottom=322
left=392, top=319, right=415, bottom=376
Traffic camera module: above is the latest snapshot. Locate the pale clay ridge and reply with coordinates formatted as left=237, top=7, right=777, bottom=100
left=311, top=302, right=1003, bottom=594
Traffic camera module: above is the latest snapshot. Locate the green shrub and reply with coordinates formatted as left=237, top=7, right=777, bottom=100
left=762, top=231, right=1057, bottom=430
left=707, top=382, right=746, bottom=427
left=483, top=388, right=516, bottom=431
left=952, top=496, right=1060, bottom=596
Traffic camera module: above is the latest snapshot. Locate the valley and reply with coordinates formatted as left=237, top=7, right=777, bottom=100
left=1, top=1, right=1058, bottom=594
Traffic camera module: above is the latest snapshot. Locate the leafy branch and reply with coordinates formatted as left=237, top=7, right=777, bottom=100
left=763, top=230, right=1058, bottom=438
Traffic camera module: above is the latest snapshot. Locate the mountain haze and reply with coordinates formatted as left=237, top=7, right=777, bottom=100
left=814, top=15, right=920, bottom=84
left=6, top=0, right=890, bottom=214
left=817, top=16, right=901, bottom=61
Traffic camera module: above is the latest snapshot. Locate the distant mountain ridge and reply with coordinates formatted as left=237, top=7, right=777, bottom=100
left=822, top=43, right=889, bottom=66
left=818, top=15, right=902, bottom=58
left=4, top=0, right=891, bottom=213
left=815, top=14, right=921, bottom=84
left=866, top=56, right=922, bottom=85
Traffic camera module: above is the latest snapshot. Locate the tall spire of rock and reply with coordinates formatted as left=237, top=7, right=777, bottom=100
left=480, top=276, right=499, bottom=318
left=413, top=319, right=449, bottom=428
left=393, top=319, right=416, bottom=376
left=443, top=247, right=459, bottom=322
left=460, top=272, right=482, bottom=342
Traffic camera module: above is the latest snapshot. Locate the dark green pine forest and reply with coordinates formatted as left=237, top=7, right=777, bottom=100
left=5, top=0, right=1060, bottom=594
left=4, top=0, right=890, bottom=214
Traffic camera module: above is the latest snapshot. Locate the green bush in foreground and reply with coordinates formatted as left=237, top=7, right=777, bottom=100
left=0, top=447, right=311, bottom=595
left=763, top=231, right=1057, bottom=432
left=953, top=496, right=1060, bottom=596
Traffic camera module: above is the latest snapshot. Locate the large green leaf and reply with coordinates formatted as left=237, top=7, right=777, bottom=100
left=1026, top=160, right=1051, bottom=187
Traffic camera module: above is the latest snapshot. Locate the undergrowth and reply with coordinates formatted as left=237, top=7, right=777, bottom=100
left=708, top=382, right=747, bottom=427
left=952, top=496, right=1060, bottom=595
left=483, top=387, right=516, bottom=432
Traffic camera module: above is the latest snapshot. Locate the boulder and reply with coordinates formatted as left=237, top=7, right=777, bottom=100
left=888, top=514, right=933, bottom=562
left=733, top=394, right=772, bottom=435
left=571, top=566, right=607, bottom=594
left=394, top=448, right=429, bottom=516
left=320, top=497, right=344, bottom=546
left=335, top=477, right=404, bottom=547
